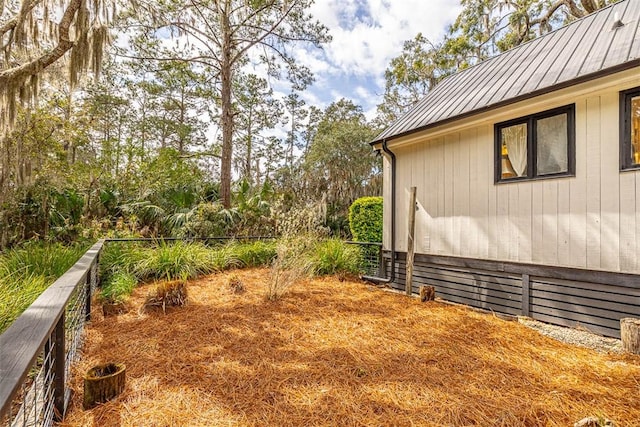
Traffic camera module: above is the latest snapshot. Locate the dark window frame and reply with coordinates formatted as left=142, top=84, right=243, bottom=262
left=620, top=86, right=640, bottom=171
left=494, top=104, right=576, bottom=183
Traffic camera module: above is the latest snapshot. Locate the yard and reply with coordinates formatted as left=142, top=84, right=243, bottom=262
left=62, top=269, right=640, bottom=426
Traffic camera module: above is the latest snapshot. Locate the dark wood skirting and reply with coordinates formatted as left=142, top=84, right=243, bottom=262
left=383, top=251, right=640, bottom=339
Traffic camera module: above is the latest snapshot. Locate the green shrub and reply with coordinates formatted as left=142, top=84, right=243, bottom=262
left=0, top=274, right=48, bottom=333
left=231, top=241, right=277, bottom=268
left=309, top=239, right=362, bottom=276
left=134, top=241, right=213, bottom=281
left=0, top=242, right=87, bottom=280
left=0, top=242, right=88, bottom=333
left=208, top=244, right=242, bottom=272
left=99, top=271, right=137, bottom=304
left=100, top=242, right=146, bottom=280
left=348, top=197, right=382, bottom=243
left=182, top=202, right=238, bottom=238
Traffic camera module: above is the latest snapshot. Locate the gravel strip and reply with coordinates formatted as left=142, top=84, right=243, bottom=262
left=519, top=317, right=623, bottom=354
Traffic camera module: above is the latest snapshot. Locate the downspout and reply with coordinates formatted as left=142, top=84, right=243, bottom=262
left=362, top=139, right=396, bottom=284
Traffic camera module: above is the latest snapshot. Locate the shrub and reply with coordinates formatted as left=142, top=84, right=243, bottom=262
left=348, top=197, right=383, bottom=243
left=0, top=242, right=87, bottom=280
left=309, top=239, right=363, bottom=276
left=0, top=274, right=48, bottom=332
left=208, top=244, right=242, bottom=272
left=0, top=242, right=88, bottom=333
left=100, top=242, right=146, bottom=280
left=231, top=240, right=277, bottom=268
left=182, top=202, right=238, bottom=238
left=134, top=241, right=213, bottom=281
left=266, top=236, right=314, bottom=301
left=99, top=271, right=137, bottom=304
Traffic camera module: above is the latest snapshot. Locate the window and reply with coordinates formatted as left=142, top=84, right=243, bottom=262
left=620, top=87, right=640, bottom=170
left=495, top=105, right=575, bottom=183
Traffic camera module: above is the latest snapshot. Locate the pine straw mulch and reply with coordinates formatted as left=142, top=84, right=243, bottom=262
left=61, top=269, right=640, bottom=427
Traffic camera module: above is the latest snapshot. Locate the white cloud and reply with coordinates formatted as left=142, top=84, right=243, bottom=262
left=309, top=0, right=460, bottom=79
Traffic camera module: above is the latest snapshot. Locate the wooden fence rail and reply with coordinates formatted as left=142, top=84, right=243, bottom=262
left=0, top=240, right=104, bottom=426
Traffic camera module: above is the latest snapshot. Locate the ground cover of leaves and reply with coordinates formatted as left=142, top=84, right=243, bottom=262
left=61, top=269, right=640, bottom=427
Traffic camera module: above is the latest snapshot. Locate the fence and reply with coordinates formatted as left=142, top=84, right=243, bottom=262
left=345, top=241, right=382, bottom=277
left=0, top=241, right=103, bottom=427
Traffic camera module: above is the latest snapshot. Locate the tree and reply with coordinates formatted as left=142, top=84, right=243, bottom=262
left=234, top=73, right=283, bottom=185
left=377, top=0, right=614, bottom=126
left=304, top=99, right=380, bottom=233
left=121, top=0, right=330, bottom=208
left=283, top=91, right=307, bottom=166
left=0, top=0, right=112, bottom=133
left=448, top=0, right=616, bottom=60
left=376, top=33, right=454, bottom=126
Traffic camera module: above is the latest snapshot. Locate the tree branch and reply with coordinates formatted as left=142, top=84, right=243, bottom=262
left=0, top=0, right=81, bottom=86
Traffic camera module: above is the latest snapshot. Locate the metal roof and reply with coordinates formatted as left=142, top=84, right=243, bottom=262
left=373, top=0, right=640, bottom=145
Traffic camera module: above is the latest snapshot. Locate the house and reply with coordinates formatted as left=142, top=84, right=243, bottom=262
left=370, top=0, right=640, bottom=338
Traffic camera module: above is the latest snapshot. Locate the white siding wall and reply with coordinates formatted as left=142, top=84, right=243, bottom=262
left=384, top=71, right=640, bottom=274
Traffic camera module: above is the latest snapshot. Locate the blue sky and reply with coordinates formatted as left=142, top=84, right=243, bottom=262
left=293, top=0, right=462, bottom=120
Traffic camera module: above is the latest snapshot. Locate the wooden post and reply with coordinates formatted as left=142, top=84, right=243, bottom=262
left=406, top=187, right=417, bottom=296
left=621, top=318, right=640, bottom=354
left=53, top=313, right=66, bottom=420
left=85, top=268, right=92, bottom=321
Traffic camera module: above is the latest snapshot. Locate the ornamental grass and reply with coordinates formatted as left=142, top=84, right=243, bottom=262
left=62, top=269, right=640, bottom=427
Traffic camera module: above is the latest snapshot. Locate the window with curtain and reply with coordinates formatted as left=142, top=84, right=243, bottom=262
left=620, top=87, right=640, bottom=170
left=495, top=104, right=575, bottom=183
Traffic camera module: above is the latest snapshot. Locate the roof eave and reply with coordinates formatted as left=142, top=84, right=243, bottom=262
left=370, top=58, right=640, bottom=147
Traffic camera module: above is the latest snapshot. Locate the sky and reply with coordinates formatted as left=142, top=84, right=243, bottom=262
left=279, top=0, right=462, bottom=120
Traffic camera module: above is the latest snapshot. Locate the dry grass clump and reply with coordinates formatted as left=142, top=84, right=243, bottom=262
left=62, top=269, right=640, bottom=427
left=226, top=274, right=245, bottom=294
left=141, top=280, right=188, bottom=313
left=266, top=236, right=314, bottom=301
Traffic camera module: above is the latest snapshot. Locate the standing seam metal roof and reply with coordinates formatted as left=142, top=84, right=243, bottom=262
left=373, top=0, right=640, bottom=145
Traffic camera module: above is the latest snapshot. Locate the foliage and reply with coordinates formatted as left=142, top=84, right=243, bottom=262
left=98, top=240, right=277, bottom=304
left=133, top=241, right=214, bottom=282
left=376, top=0, right=614, bottom=126
left=120, top=0, right=331, bottom=208
left=0, top=241, right=88, bottom=280
left=349, top=197, right=383, bottom=243
left=0, top=242, right=88, bottom=333
left=308, top=239, right=363, bottom=277
left=231, top=240, right=277, bottom=268
left=272, top=199, right=329, bottom=238
left=182, top=203, right=239, bottom=238
left=0, top=0, right=111, bottom=134
left=99, top=271, right=137, bottom=304
left=302, top=99, right=381, bottom=235
left=99, top=242, right=146, bottom=280
left=376, top=34, right=455, bottom=126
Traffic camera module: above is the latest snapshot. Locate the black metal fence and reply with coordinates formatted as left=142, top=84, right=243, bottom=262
left=346, top=241, right=382, bottom=277
left=0, top=241, right=103, bottom=426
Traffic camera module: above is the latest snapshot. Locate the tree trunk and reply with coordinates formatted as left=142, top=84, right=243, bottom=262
left=621, top=318, right=640, bottom=355
left=83, top=363, right=126, bottom=409
left=219, top=1, right=233, bottom=208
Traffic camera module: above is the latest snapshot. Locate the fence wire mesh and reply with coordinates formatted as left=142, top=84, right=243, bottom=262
left=346, top=241, right=382, bottom=277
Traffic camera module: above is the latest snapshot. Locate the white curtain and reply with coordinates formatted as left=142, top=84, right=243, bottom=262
left=503, top=124, right=527, bottom=177
left=536, top=114, right=567, bottom=175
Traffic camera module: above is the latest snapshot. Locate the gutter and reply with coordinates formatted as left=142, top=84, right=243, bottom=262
left=362, top=139, right=396, bottom=284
